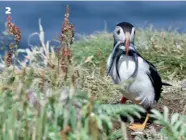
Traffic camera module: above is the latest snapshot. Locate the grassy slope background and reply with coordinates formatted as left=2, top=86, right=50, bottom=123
left=72, top=28, right=186, bottom=80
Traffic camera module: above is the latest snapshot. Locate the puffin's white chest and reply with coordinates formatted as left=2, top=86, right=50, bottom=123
left=107, top=55, right=144, bottom=82
left=118, top=55, right=138, bottom=80
left=107, top=54, right=155, bottom=108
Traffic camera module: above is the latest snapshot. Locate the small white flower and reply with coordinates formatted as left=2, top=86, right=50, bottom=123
left=90, top=112, right=95, bottom=117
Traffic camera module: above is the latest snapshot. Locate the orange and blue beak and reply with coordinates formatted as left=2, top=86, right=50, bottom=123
left=125, top=32, right=130, bottom=56
left=125, top=38, right=130, bottom=56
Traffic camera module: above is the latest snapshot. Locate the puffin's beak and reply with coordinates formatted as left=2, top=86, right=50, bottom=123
left=125, top=32, right=130, bottom=56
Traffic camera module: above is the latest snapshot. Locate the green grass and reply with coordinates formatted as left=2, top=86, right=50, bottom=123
left=0, top=22, right=186, bottom=140
left=72, top=28, right=186, bottom=80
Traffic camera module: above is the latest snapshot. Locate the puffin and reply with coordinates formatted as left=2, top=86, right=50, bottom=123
left=107, top=22, right=171, bottom=131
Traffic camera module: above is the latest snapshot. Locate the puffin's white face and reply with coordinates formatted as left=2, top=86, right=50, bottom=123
left=113, top=26, right=135, bottom=43
left=113, top=26, right=125, bottom=43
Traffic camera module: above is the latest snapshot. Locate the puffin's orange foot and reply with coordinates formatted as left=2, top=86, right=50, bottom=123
left=128, top=113, right=150, bottom=131
left=128, top=123, right=146, bottom=131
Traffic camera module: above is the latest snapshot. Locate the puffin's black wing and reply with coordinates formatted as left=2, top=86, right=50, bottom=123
left=135, top=51, right=162, bottom=102
left=147, top=65, right=162, bottom=102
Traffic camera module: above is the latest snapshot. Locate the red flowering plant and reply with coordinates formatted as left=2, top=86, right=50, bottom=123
left=59, top=5, right=74, bottom=80
left=6, top=15, right=21, bottom=70
left=5, top=43, right=14, bottom=67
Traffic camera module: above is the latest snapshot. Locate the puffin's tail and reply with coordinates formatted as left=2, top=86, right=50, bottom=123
left=162, top=82, right=172, bottom=86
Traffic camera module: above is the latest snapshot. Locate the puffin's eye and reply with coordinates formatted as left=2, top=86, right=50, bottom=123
left=117, top=30, right=120, bottom=35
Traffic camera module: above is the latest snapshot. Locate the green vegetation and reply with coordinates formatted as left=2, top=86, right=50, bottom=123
left=72, top=28, right=186, bottom=80
left=0, top=5, right=186, bottom=140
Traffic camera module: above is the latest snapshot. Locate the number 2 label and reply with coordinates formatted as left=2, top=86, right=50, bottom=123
left=5, top=7, right=11, bottom=14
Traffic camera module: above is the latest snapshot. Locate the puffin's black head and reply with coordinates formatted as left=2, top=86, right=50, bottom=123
left=113, top=22, right=135, bottom=56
